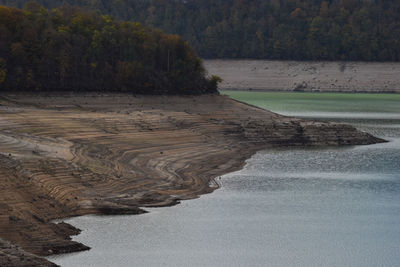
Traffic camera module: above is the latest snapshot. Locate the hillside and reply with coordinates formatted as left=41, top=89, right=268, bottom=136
left=2, top=0, right=400, bottom=61
left=0, top=5, right=218, bottom=94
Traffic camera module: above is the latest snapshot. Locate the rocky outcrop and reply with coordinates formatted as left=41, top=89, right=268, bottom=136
left=0, top=238, right=57, bottom=267
left=0, top=93, right=384, bottom=265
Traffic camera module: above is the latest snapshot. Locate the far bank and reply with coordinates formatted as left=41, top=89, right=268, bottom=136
left=205, top=60, right=400, bottom=93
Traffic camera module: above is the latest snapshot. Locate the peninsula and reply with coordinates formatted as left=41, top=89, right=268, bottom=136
left=0, top=93, right=383, bottom=266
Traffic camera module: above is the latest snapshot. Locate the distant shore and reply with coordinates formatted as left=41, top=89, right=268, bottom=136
left=204, top=60, right=400, bottom=93
left=0, top=93, right=383, bottom=266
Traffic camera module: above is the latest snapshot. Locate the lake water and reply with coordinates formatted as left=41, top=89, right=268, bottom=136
left=50, top=92, right=400, bottom=267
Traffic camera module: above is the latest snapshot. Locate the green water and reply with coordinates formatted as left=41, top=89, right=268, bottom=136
left=222, top=90, right=400, bottom=114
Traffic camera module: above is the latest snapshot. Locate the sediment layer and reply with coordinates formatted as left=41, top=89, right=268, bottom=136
left=0, top=93, right=383, bottom=266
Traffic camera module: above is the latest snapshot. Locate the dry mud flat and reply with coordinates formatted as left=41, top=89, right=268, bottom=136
left=205, top=60, right=400, bottom=93
left=0, top=94, right=383, bottom=266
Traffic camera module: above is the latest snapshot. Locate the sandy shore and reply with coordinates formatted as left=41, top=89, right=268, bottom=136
left=204, top=60, right=400, bottom=93
left=0, top=93, right=383, bottom=266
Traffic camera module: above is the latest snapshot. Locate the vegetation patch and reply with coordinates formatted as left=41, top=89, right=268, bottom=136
left=0, top=4, right=219, bottom=94
left=3, top=0, right=399, bottom=61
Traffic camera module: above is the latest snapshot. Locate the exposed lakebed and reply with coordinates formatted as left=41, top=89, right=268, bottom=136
left=50, top=92, right=400, bottom=267
left=205, top=60, right=400, bottom=93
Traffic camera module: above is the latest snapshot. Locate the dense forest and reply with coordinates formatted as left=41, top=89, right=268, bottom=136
left=0, top=4, right=219, bottom=93
left=1, top=0, right=400, bottom=61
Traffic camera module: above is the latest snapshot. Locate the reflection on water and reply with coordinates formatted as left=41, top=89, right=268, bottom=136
left=50, top=109, right=400, bottom=267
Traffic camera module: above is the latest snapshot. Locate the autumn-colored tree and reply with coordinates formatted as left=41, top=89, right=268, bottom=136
left=0, top=5, right=218, bottom=94
left=0, top=58, right=6, bottom=85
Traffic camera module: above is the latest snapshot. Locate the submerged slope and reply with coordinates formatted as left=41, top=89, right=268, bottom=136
left=0, top=94, right=383, bottom=266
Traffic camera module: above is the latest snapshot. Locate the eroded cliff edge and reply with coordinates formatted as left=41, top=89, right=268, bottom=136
left=0, top=94, right=384, bottom=266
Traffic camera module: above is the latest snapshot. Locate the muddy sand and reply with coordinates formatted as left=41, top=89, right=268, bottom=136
left=205, top=60, right=400, bottom=93
left=0, top=94, right=383, bottom=266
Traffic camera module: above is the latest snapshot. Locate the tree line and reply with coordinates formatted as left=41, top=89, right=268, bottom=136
left=0, top=4, right=219, bottom=93
left=1, top=0, right=399, bottom=61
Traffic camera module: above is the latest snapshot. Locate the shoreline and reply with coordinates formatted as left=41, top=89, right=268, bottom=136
left=222, top=88, right=400, bottom=94
left=0, top=93, right=384, bottom=266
